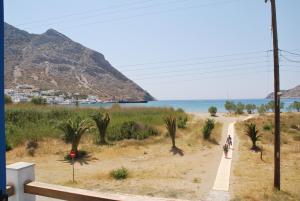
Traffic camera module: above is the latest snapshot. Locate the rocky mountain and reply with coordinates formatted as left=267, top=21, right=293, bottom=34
left=4, top=22, right=154, bottom=101
left=266, top=85, right=300, bottom=99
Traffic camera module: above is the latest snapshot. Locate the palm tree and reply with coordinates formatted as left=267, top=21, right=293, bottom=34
left=57, top=116, right=92, bottom=156
left=91, top=112, right=110, bottom=144
left=245, top=123, right=261, bottom=151
left=164, top=115, right=177, bottom=149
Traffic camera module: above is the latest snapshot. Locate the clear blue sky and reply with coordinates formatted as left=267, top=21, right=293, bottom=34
left=4, top=0, right=300, bottom=100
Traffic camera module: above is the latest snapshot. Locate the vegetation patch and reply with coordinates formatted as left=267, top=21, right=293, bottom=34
left=202, top=119, right=215, bottom=140
left=232, top=113, right=300, bottom=201
left=5, top=105, right=186, bottom=146
left=110, top=167, right=129, bottom=180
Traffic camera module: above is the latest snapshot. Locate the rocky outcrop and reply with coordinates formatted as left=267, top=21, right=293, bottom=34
left=266, top=85, right=300, bottom=99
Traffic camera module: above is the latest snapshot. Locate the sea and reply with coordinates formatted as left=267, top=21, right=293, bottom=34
left=80, top=98, right=300, bottom=113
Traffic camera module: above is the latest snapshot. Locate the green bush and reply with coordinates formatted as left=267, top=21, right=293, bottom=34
left=176, top=108, right=185, bottom=113
left=5, top=95, right=12, bottom=104
left=224, top=101, right=236, bottom=113
left=177, top=115, right=188, bottom=129
left=6, top=137, right=12, bottom=152
left=258, top=104, right=268, bottom=114
left=107, top=121, right=158, bottom=141
left=31, top=97, right=47, bottom=105
left=245, top=104, right=256, bottom=114
left=110, top=167, right=128, bottom=180
left=202, top=119, right=215, bottom=139
left=208, top=106, right=217, bottom=116
left=289, top=101, right=300, bottom=112
left=263, top=124, right=272, bottom=131
left=235, top=102, right=245, bottom=114
left=267, top=100, right=284, bottom=112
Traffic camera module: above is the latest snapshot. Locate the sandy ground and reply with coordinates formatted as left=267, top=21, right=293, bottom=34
left=230, top=113, right=300, bottom=201
left=7, top=112, right=242, bottom=201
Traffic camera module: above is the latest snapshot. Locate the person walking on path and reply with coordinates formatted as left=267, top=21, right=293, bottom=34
left=226, top=135, right=232, bottom=148
left=223, top=143, right=229, bottom=158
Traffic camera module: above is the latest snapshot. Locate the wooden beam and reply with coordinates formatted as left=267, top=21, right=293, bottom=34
left=24, top=182, right=187, bottom=201
left=6, top=185, right=14, bottom=197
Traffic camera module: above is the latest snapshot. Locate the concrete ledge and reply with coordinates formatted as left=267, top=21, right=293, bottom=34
left=25, top=181, right=188, bottom=201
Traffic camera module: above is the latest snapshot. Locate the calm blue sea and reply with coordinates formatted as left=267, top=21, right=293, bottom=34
left=80, top=98, right=300, bottom=113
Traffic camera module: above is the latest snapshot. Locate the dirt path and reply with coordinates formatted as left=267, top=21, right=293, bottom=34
left=203, top=114, right=252, bottom=201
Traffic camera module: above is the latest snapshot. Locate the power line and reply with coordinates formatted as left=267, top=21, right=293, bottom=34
left=127, top=65, right=299, bottom=81
left=280, top=49, right=300, bottom=57
left=280, top=54, right=300, bottom=63
left=16, top=0, right=155, bottom=26
left=27, top=0, right=244, bottom=30
left=117, top=50, right=271, bottom=68
left=131, top=63, right=273, bottom=80
left=125, top=61, right=269, bottom=78
left=21, top=0, right=188, bottom=30
left=137, top=68, right=300, bottom=85
left=120, top=55, right=271, bottom=73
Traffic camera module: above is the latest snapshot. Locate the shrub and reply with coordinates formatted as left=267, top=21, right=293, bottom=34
left=26, top=139, right=39, bottom=156
left=208, top=106, right=217, bottom=116
left=235, top=102, right=245, bottom=114
left=57, top=116, right=92, bottom=157
left=202, top=119, right=215, bottom=139
left=177, top=115, right=188, bottom=129
left=289, top=101, right=300, bottom=112
left=120, top=121, right=142, bottom=139
left=91, top=112, right=110, bottom=144
left=258, top=104, right=268, bottom=114
left=26, top=139, right=38, bottom=149
left=176, top=108, right=185, bottom=113
left=110, top=167, right=128, bottom=180
left=107, top=121, right=158, bottom=141
left=31, top=97, right=47, bottom=105
left=5, top=95, right=12, bottom=104
left=245, top=123, right=261, bottom=151
left=267, top=100, right=284, bottom=112
left=245, top=104, right=256, bottom=114
left=27, top=147, right=36, bottom=156
left=224, top=101, right=236, bottom=113
left=6, top=137, right=12, bottom=151
left=164, top=115, right=177, bottom=149
left=263, top=124, right=272, bottom=131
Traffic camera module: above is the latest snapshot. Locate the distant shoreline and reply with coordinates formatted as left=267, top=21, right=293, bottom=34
left=75, top=98, right=300, bottom=113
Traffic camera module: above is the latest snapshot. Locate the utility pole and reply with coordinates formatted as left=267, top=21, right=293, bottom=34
left=265, top=0, right=280, bottom=190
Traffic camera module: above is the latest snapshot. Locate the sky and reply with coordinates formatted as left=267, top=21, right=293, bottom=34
left=4, top=0, right=300, bottom=100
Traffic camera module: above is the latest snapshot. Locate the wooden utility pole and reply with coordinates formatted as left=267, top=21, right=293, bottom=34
left=266, top=0, right=280, bottom=190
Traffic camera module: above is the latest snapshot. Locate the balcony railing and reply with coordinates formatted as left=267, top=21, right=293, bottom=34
left=7, top=162, right=188, bottom=201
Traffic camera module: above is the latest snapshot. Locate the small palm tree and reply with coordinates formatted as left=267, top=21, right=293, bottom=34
left=91, top=112, right=110, bottom=144
left=57, top=116, right=92, bottom=156
left=245, top=123, right=261, bottom=151
left=164, top=115, right=177, bottom=149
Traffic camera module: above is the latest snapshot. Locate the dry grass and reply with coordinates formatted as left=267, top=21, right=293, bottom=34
left=6, top=115, right=224, bottom=200
left=231, top=113, right=300, bottom=201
